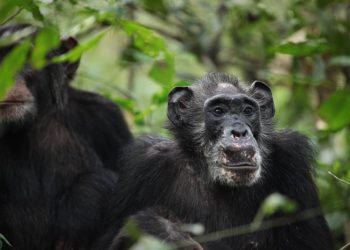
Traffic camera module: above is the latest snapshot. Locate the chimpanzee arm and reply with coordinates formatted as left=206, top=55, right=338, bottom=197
left=55, top=170, right=118, bottom=249
left=92, top=137, right=184, bottom=250
left=110, top=208, right=204, bottom=250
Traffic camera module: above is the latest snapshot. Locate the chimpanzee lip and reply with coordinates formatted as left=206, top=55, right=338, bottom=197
left=222, top=162, right=257, bottom=170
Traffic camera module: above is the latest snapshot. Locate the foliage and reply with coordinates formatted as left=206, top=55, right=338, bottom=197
left=0, top=0, right=350, bottom=248
left=0, top=41, right=30, bottom=98
left=0, top=233, right=11, bottom=249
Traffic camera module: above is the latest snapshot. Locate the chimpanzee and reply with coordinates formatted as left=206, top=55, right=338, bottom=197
left=0, top=24, right=131, bottom=249
left=63, top=42, right=132, bottom=170
left=97, top=73, right=333, bottom=250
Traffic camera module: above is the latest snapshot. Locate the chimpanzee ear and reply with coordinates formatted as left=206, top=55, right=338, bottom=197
left=167, top=87, right=193, bottom=127
left=249, top=81, right=275, bottom=119
left=60, top=37, right=80, bottom=80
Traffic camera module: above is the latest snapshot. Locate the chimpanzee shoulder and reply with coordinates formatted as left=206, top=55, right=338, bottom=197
left=67, top=86, right=132, bottom=170
left=265, top=130, right=321, bottom=207
left=267, top=130, right=315, bottom=175
left=119, top=136, right=184, bottom=180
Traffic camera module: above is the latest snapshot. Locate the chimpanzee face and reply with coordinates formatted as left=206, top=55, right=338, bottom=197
left=0, top=25, right=78, bottom=131
left=0, top=49, right=37, bottom=127
left=203, top=83, right=264, bottom=186
left=167, top=73, right=275, bottom=187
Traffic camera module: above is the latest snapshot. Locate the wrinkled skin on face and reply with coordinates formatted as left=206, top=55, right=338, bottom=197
left=167, top=73, right=275, bottom=187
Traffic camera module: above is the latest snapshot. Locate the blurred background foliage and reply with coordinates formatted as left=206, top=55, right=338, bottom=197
left=0, top=0, right=350, bottom=248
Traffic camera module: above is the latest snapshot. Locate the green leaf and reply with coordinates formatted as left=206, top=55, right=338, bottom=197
left=119, top=19, right=174, bottom=86
left=319, top=90, right=350, bottom=131
left=52, top=31, right=107, bottom=64
left=31, top=26, right=60, bottom=69
left=272, top=40, right=330, bottom=57
left=134, top=107, right=155, bottom=126
left=180, top=223, right=205, bottom=235
left=125, top=219, right=142, bottom=241
left=66, top=16, right=97, bottom=37
left=149, top=51, right=174, bottom=86
left=174, top=80, right=191, bottom=87
left=151, top=88, right=169, bottom=105
left=113, top=97, right=136, bottom=112
left=0, top=41, right=31, bottom=100
left=0, top=233, right=11, bottom=248
left=260, top=193, right=297, bottom=215
left=130, top=235, right=172, bottom=250
left=141, top=0, right=167, bottom=15
left=0, top=0, right=43, bottom=23
left=0, top=0, right=21, bottom=24
left=23, top=1, right=44, bottom=21
left=120, top=19, right=166, bottom=58
left=254, top=193, right=297, bottom=223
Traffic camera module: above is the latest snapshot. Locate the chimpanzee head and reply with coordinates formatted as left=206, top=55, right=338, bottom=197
left=167, top=73, right=275, bottom=187
left=0, top=24, right=79, bottom=132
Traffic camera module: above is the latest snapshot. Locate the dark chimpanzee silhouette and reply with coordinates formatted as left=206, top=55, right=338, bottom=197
left=98, top=73, right=333, bottom=250
left=0, top=24, right=131, bottom=250
left=50, top=35, right=132, bottom=171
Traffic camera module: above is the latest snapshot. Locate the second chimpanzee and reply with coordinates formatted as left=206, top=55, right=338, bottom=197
left=47, top=35, right=132, bottom=170
left=98, top=73, right=333, bottom=250
left=0, top=24, right=130, bottom=249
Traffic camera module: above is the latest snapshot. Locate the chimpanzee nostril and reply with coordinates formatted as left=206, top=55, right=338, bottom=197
left=232, top=130, right=240, bottom=139
left=231, top=127, right=248, bottom=139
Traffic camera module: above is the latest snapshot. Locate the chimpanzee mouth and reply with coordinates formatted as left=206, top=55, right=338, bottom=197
left=220, top=145, right=258, bottom=170
left=0, top=82, right=36, bottom=123
left=0, top=80, right=34, bottom=108
left=222, top=162, right=257, bottom=170
left=207, top=143, right=262, bottom=186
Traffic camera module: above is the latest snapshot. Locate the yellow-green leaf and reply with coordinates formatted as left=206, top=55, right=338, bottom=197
left=0, top=41, right=31, bottom=100
left=31, top=26, right=60, bottom=69
left=319, top=90, right=350, bottom=131
left=51, top=31, right=106, bottom=64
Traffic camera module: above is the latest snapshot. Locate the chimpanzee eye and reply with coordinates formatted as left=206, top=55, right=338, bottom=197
left=213, top=107, right=225, bottom=116
left=243, top=106, right=253, bottom=115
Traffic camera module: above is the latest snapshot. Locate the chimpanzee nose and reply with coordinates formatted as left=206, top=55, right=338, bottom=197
left=231, top=124, right=248, bottom=139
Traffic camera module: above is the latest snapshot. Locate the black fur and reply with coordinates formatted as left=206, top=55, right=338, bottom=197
left=0, top=24, right=131, bottom=249
left=99, top=73, right=333, bottom=250
left=110, top=208, right=203, bottom=250
left=67, top=87, right=132, bottom=170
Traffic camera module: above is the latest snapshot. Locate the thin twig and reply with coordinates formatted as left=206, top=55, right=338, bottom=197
left=196, top=208, right=322, bottom=244
left=174, top=208, right=323, bottom=249
left=1, top=7, right=24, bottom=25
left=339, top=242, right=350, bottom=250
left=328, top=171, right=350, bottom=185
